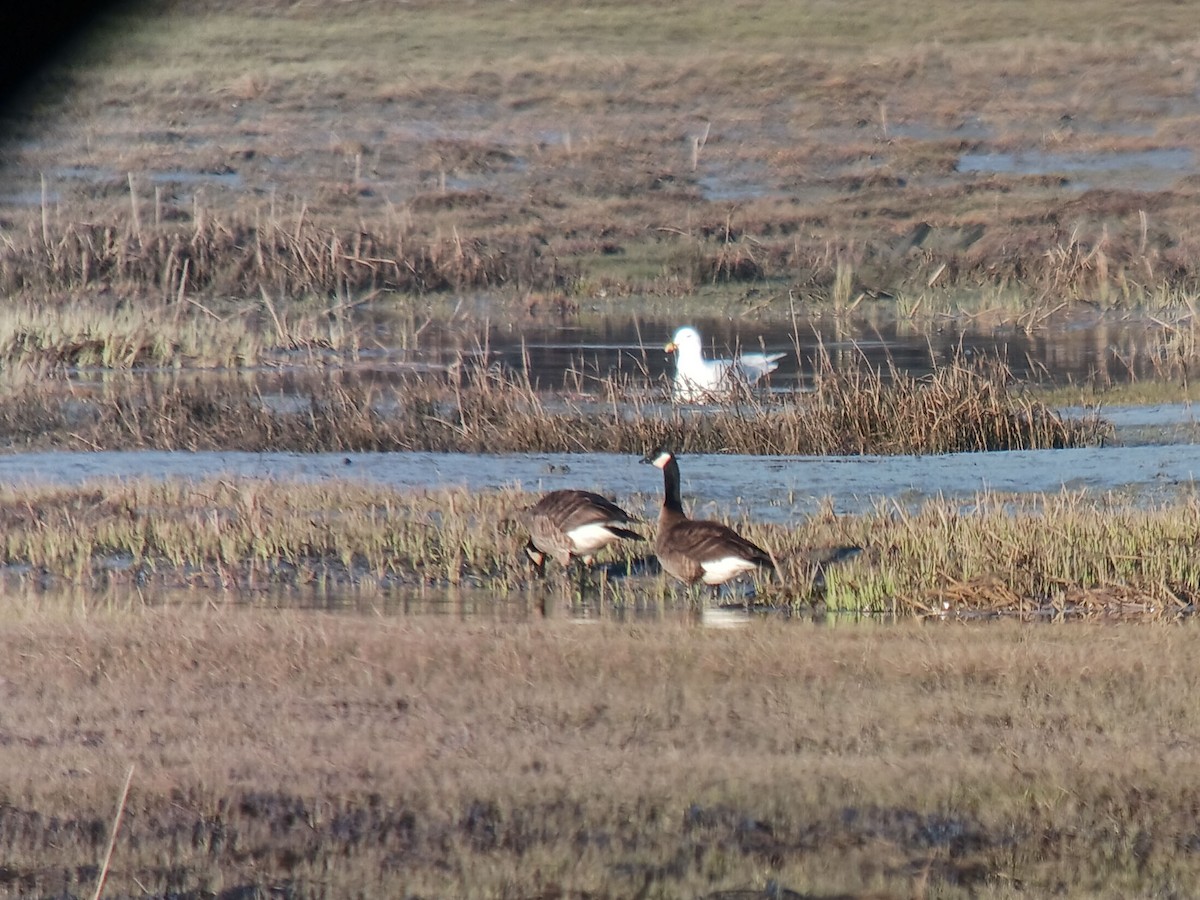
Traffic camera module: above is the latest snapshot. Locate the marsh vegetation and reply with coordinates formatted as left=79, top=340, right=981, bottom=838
left=1, top=477, right=1196, bottom=621
left=0, top=351, right=1108, bottom=454
left=5, top=0, right=1200, bottom=896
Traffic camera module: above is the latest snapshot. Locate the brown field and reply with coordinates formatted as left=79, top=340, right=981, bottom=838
left=4, top=0, right=1200, bottom=309
left=3, top=610, right=1200, bottom=899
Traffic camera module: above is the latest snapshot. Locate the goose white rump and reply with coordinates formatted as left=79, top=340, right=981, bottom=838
left=665, top=326, right=784, bottom=401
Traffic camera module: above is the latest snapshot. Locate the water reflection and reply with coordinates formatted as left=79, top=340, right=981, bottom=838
left=53, top=306, right=1168, bottom=396
left=0, top=577, right=798, bottom=627
left=957, top=147, right=1195, bottom=191
left=1, top=564, right=1167, bottom=626
left=362, top=309, right=1165, bottom=391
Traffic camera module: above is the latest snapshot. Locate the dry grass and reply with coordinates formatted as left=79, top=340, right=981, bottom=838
left=0, top=295, right=367, bottom=370
left=793, top=491, right=1200, bottom=619
left=6, top=190, right=1200, bottom=310
left=0, top=206, right=576, bottom=300
left=0, top=352, right=1108, bottom=454
left=0, top=479, right=526, bottom=592
left=2, top=609, right=1200, bottom=897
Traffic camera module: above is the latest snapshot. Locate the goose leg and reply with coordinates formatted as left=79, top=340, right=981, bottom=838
left=575, top=559, right=589, bottom=597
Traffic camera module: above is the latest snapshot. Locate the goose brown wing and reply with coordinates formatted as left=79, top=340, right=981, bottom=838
left=535, top=490, right=639, bottom=531
left=660, top=518, right=773, bottom=568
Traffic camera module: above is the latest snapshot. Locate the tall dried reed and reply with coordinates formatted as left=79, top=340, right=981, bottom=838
left=0, top=204, right=577, bottom=299
left=0, top=350, right=1108, bottom=454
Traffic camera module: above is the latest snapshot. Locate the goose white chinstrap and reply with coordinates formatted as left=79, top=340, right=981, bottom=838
left=641, top=448, right=776, bottom=589
left=664, top=326, right=784, bottom=401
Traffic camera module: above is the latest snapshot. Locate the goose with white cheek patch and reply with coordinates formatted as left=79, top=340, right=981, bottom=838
left=519, top=489, right=643, bottom=577
left=665, top=326, right=784, bottom=402
left=641, top=448, right=776, bottom=589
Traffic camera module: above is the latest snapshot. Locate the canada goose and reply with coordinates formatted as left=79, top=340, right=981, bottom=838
left=665, top=326, right=785, bottom=402
left=641, top=448, right=776, bottom=587
left=519, top=489, right=643, bottom=576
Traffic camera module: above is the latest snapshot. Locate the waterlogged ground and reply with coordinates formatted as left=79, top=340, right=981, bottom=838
left=5, top=307, right=1200, bottom=523
left=9, top=6, right=1200, bottom=899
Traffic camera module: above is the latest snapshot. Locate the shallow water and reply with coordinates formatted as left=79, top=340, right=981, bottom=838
left=9, top=434, right=1200, bottom=623
left=4, top=436, right=1200, bottom=522
left=957, top=147, right=1195, bottom=191
left=14, top=307, right=1200, bottom=620
left=9, top=577, right=784, bottom=627
left=396, top=309, right=1166, bottom=391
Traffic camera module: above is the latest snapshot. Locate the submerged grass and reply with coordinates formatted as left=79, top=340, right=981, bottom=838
left=0, top=478, right=1197, bottom=619
left=0, top=351, right=1109, bottom=454
left=4, top=611, right=1200, bottom=897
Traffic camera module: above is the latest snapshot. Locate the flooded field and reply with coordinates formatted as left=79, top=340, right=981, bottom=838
left=0, top=303, right=1194, bottom=625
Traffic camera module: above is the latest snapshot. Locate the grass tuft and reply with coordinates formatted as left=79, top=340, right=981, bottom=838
left=0, top=350, right=1108, bottom=454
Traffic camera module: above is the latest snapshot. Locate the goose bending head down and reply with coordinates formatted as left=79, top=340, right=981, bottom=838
left=519, top=489, right=643, bottom=576
left=641, top=448, right=776, bottom=587
left=665, top=326, right=784, bottom=402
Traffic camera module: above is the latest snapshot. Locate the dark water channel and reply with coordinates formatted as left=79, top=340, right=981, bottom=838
left=364, top=309, right=1167, bottom=391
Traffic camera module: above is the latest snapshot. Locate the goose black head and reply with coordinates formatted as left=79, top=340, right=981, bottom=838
left=640, top=447, right=676, bottom=469
left=523, top=539, right=547, bottom=575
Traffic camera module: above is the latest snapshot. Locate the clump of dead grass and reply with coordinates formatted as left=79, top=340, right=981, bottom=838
left=775, top=490, right=1200, bottom=619
left=0, top=203, right=578, bottom=300
left=0, top=299, right=251, bottom=370
left=0, top=350, right=1109, bottom=454
left=0, top=479, right=529, bottom=590
left=1141, top=293, right=1200, bottom=388
left=0, top=288, right=372, bottom=371
left=9, top=180, right=1200, bottom=312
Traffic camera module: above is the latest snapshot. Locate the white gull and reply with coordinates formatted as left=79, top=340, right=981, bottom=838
left=664, top=326, right=785, bottom=401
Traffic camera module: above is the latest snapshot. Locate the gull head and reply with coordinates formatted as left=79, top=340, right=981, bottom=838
left=664, top=326, right=703, bottom=359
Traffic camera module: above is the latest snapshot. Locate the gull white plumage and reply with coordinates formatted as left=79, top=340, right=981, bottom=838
left=665, top=326, right=784, bottom=402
